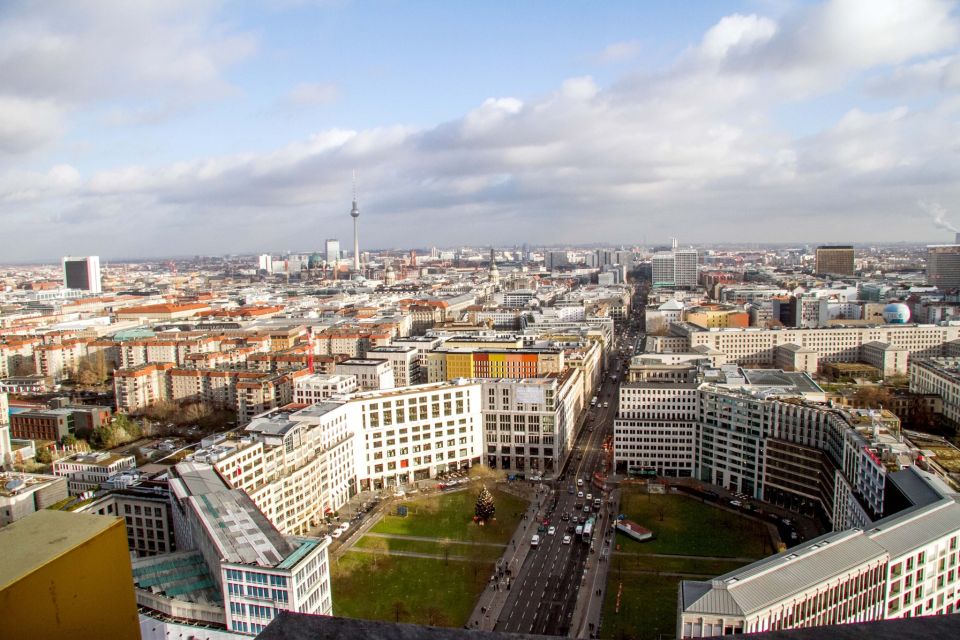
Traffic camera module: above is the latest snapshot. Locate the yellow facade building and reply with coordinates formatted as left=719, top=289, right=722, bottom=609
left=0, top=509, right=140, bottom=640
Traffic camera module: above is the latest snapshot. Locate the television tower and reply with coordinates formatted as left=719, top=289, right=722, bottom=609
left=350, top=171, right=361, bottom=272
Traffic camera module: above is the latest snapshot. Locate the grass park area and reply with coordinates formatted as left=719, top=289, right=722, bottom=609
left=601, top=490, right=772, bottom=640
left=332, top=485, right=528, bottom=627
left=371, top=486, right=527, bottom=542
left=332, top=554, right=491, bottom=627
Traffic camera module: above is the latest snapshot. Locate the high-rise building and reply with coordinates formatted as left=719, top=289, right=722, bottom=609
left=258, top=254, right=271, bottom=271
left=815, top=245, right=855, bottom=275
left=674, top=248, right=699, bottom=287
left=927, top=245, right=960, bottom=290
left=652, top=252, right=675, bottom=288
left=325, top=238, right=340, bottom=264
left=62, top=255, right=102, bottom=294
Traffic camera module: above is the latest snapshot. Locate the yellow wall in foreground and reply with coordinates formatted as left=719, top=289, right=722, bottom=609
left=0, top=517, right=140, bottom=640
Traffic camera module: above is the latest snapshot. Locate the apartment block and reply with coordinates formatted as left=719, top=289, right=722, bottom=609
left=53, top=451, right=137, bottom=495
left=293, top=373, right=358, bottom=404
left=0, top=470, right=68, bottom=525
left=78, top=483, right=175, bottom=557
left=337, top=358, right=395, bottom=391
left=367, top=345, right=420, bottom=387
left=909, top=357, right=960, bottom=425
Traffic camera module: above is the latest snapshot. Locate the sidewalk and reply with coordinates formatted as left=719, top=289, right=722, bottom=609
left=569, top=487, right=620, bottom=639
left=466, top=484, right=550, bottom=631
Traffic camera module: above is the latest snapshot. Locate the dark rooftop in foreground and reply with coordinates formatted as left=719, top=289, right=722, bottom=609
left=256, top=612, right=960, bottom=640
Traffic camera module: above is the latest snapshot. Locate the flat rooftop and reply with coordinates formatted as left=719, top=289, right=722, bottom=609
left=741, top=369, right=823, bottom=394
left=0, top=510, right=121, bottom=590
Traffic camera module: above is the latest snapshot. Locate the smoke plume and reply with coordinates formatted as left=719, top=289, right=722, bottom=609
left=921, top=200, right=958, bottom=233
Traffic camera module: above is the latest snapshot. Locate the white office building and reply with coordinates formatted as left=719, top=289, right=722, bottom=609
left=679, top=467, right=960, bottom=637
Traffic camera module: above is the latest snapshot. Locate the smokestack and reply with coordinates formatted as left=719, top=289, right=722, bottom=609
left=955, top=232, right=959, bottom=245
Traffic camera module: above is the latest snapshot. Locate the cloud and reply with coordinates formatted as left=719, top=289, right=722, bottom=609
left=0, top=96, right=63, bottom=154
left=3, top=0, right=960, bottom=259
left=278, top=82, right=340, bottom=109
left=594, top=40, right=642, bottom=64
left=0, top=0, right=256, bottom=151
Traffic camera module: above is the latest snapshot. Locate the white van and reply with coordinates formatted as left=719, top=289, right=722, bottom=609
left=575, top=525, right=584, bottom=537
left=531, top=534, right=540, bottom=547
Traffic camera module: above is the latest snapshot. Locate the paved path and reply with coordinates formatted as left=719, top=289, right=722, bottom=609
left=362, top=532, right=507, bottom=548
left=612, top=568, right=724, bottom=579
left=609, top=551, right=758, bottom=562
left=346, top=546, right=481, bottom=563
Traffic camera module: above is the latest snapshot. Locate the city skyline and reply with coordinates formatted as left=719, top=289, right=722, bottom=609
left=3, top=0, right=960, bottom=259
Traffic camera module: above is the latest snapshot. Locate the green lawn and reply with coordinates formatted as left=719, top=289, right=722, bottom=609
left=601, top=574, right=684, bottom=640
left=371, top=486, right=527, bottom=544
left=332, top=552, right=493, bottom=627
left=612, top=554, right=750, bottom=577
left=353, top=535, right=506, bottom=562
left=613, top=492, right=771, bottom=558
left=332, top=486, right=528, bottom=628
left=601, top=491, right=769, bottom=639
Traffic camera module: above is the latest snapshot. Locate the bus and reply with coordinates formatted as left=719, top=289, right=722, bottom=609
left=582, top=517, right=595, bottom=542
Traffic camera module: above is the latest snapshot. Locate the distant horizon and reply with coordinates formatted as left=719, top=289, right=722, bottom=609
left=0, top=240, right=951, bottom=269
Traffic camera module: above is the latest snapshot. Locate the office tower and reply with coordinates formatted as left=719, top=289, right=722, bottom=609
left=62, top=256, right=102, bottom=294
left=815, top=245, right=855, bottom=275
left=927, top=245, right=960, bottom=290
left=325, top=238, right=340, bottom=264
left=674, top=248, right=699, bottom=287
left=652, top=252, right=675, bottom=288
left=955, top=233, right=960, bottom=245
left=0, top=510, right=140, bottom=640
left=258, top=254, right=271, bottom=271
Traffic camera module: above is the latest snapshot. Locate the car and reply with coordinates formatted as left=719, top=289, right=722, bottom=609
left=790, top=531, right=798, bottom=540
left=548, top=525, right=556, bottom=536
left=531, top=535, right=540, bottom=547
left=562, top=535, right=572, bottom=545
left=561, top=513, right=570, bottom=521
left=330, top=529, right=343, bottom=538
left=577, top=491, right=584, bottom=499
left=586, top=493, right=593, bottom=502
left=729, top=500, right=742, bottom=507
left=603, top=401, right=610, bottom=408
left=577, top=479, right=584, bottom=487
left=575, top=525, right=584, bottom=536
left=566, top=525, right=576, bottom=534
left=574, top=502, right=583, bottom=510
left=542, top=518, right=551, bottom=526
left=782, top=518, right=793, bottom=526
left=537, top=524, right=546, bottom=533
left=568, top=486, right=575, bottom=494
left=583, top=505, right=591, bottom=513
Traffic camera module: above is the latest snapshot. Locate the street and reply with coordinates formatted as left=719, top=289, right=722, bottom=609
left=493, top=363, right=622, bottom=635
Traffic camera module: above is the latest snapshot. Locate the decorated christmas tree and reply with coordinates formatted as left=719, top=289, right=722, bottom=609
left=475, top=485, right=496, bottom=522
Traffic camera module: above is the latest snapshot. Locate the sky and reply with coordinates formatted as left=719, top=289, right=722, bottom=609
left=3, top=0, right=960, bottom=261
